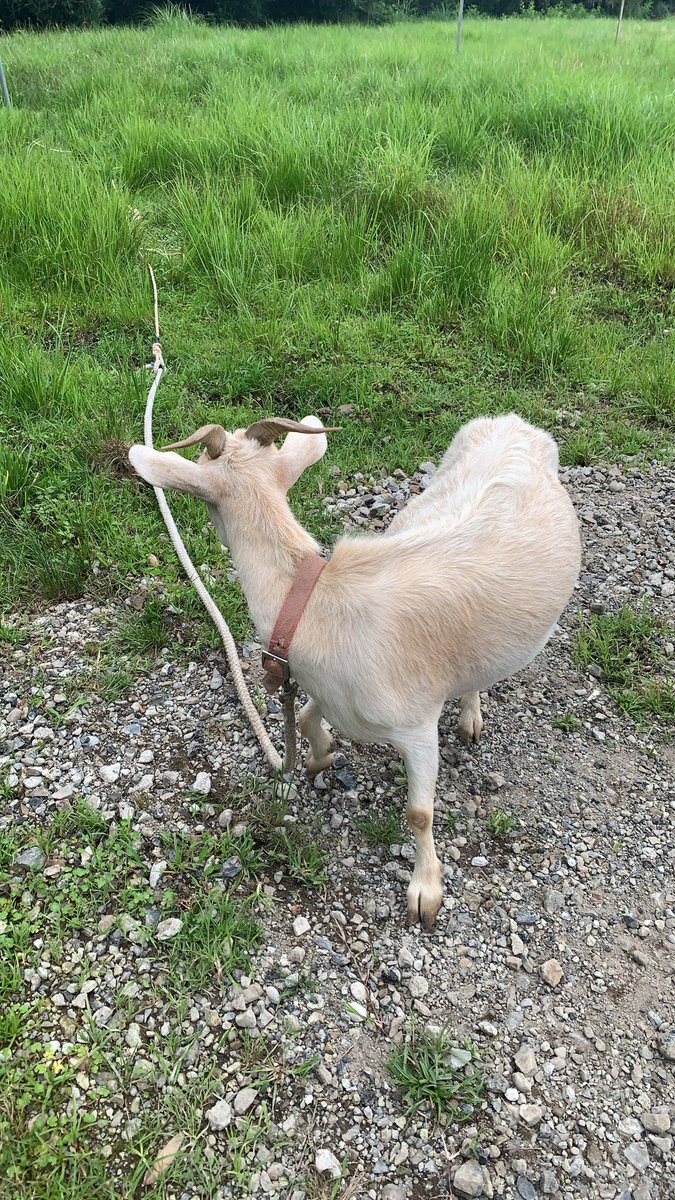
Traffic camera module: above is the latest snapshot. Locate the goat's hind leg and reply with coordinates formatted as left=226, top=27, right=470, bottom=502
left=394, top=727, right=444, bottom=931
left=458, top=691, right=483, bottom=746
left=300, top=697, right=336, bottom=775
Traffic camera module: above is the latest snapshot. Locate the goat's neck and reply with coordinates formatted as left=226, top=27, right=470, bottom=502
left=217, top=492, right=319, bottom=646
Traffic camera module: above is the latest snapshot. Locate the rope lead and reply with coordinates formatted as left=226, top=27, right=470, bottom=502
left=142, top=265, right=296, bottom=775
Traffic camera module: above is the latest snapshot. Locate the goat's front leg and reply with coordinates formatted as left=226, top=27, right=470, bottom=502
left=394, top=729, right=444, bottom=931
left=300, top=697, right=336, bottom=775
left=458, top=691, right=483, bottom=745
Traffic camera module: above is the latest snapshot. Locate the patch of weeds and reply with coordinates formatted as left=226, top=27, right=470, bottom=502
left=446, top=811, right=458, bottom=832
left=486, top=808, right=515, bottom=838
left=554, top=712, right=582, bottom=733
left=117, top=599, right=170, bottom=655
left=0, top=827, right=23, bottom=869
left=165, top=887, right=262, bottom=993
left=238, top=1032, right=319, bottom=1093
left=387, top=1020, right=485, bottom=1122
left=357, top=806, right=402, bottom=849
left=248, top=775, right=328, bottom=889
left=0, top=623, right=27, bottom=647
left=161, top=827, right=262, bottom=883
left=95, top=668, right=135, bottom=703
left=574, top=603, right=675, bottom=722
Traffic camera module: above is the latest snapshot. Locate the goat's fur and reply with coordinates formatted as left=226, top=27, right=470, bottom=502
left=129, top=413, right=581, bottom=929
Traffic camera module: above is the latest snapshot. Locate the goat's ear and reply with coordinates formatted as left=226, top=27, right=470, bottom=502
left=128, top=446, right=216, bottom=501
left=276, top=415, right=328, bottom=491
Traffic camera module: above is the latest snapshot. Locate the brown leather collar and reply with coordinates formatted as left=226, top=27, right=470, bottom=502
left=261, top=554, right=327, bottom=694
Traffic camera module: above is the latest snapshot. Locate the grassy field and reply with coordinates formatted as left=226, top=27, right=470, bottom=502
left=1, top=13, right=674, bottom=620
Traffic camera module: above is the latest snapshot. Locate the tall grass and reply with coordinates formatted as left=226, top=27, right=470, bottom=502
left=1, top=15, right=673, bottom=608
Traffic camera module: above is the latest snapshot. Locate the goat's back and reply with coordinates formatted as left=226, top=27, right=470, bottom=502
left=307, top=415, right=580, bottom=728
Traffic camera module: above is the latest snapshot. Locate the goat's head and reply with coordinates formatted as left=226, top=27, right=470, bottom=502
left=128, top=415, right=338, bottom=543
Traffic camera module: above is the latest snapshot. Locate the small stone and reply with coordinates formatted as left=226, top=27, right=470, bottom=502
left=149, top=860, right=167, bottom=888
left=618, top=1116, right=643, bottom=1137
left=478, top=1021, right=498, bottom=1037
left=235, top=1009, right=257, bottom=1029
left=642, top=1112, right=670, bottom=1134
left=14, top=846, right=45, bottom=871
left=192, top=772, right=211, bottom=795
left=293, top=915, right=310, bottom=937
left=408, top=975, right=429, bottom=998
left=657, top=1030, right=675, bottom=1062
left=220, top=856, right=242, bottom=880
left=514, top=1045, right=537, bottom=1075
left=350, top=981, right=367, bottom=1004
left=206, top=1100, right=232, bottom=1131
left=314, top=1148, right=341, bottom=1178
left=541, top=1172, right=559, bottom=1195
left=544, top=890, right=565, bottom=915
left=156, top=918, right=182, bottom=941
left=540, top=958, right=564, bottom=987
left=233, top=1087, right=258, bottom=1115
left=486, top=772, right=506, bottom=791
left=519, top=1104, right=544, bottom=1126
left=625, top=1142, right=650, bottom=1171
left=139, top=749, right=154, bottom=764
left=382, top=1186, right=407, bottom=1200
left=450, top=1047, right=472, bottom=1070
left=99, top=763, right=121, bottom=784
left=126, top=1023, right=142, bottom=1049
left=517, top=1178, right=537, bottom=1200
left=218, top=808, right=233, bottom=830
left=453, top=1159, right=484, bottom=1197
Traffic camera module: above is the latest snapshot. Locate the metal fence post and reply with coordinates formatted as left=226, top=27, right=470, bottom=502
left=0, top=58, right=10, bottom=108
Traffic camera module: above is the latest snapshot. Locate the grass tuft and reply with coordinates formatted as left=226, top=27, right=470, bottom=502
left=574, top=603, right=675, bottom=722
left=388, top=1020, right=485, bottom=1122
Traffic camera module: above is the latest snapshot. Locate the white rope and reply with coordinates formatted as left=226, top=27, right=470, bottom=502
left=143, top=265, right=293, bottom=774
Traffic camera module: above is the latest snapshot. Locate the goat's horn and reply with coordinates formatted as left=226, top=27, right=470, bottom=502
left=162, top=424, right=227, bottom=459
left=244, top=418, right=341, bottom=447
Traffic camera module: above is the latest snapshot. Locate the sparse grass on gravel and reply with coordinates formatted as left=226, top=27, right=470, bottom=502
left=0, top=786, right=330, bottom=1198
left=575, top=602, right=675, bottom=722
left=388, top=1020, right=485, bottom=1122
left=1, top=15, right=674, bottom=617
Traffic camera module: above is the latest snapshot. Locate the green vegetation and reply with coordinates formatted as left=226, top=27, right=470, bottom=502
left=554, top=711, right=583, bottom=733
left=485, top=807, right=515, bottom=838
left=388, top=1020, right=485, bottom=1121
left=575, top=603, right=675, bottom=721
left=357, top=805, right=403, bottom=849
left=0, top=780, right=333, bottom=1197
left=1, top=17, right=674, bottom=617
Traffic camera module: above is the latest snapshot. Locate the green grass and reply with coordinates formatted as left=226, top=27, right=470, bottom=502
left=485, top=808, right=515, bottom=838
left=387, top=1020, right=485, bottom=1122
left=554, top=711, right=583, bottom=733
left=357, top=805, right=403, bottom=849
left=0, top=783, right=332, bottom=1199
left=575, top=602, right=675, bottom=721
left=1, top=14, right=674, bottom=613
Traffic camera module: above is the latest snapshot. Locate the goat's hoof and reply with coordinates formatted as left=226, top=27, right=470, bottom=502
left=458, top=715, right=483, bottom=746
left=407, top=877, right=443, bottom=932
left=306, top=751, right=336, bottom=777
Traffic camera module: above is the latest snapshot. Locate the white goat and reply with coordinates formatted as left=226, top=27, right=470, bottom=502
left=129, top=413, right=581, bottom=929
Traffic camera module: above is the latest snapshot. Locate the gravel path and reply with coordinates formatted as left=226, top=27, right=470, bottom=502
left=1, top=459, right=673, bottom=1200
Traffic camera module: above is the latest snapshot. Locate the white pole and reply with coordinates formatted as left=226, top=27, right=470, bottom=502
left=456, top=0, right=465, bottom=53
left=616, top=0, right=626, bottom=42
left=0, top=58, right=10, bottom=108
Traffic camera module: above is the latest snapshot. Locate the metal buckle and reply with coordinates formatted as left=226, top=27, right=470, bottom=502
left=261, top=649, right=291, bottom=684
